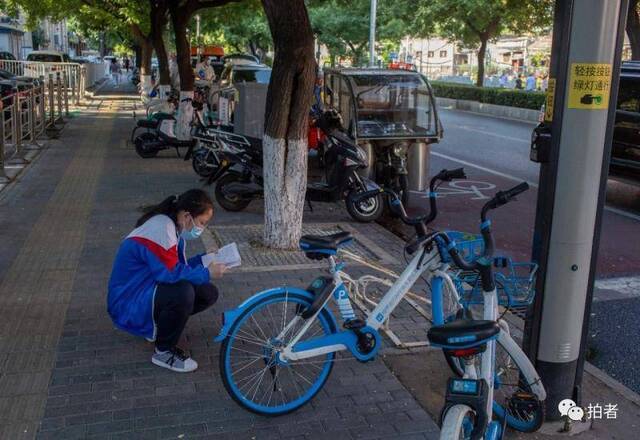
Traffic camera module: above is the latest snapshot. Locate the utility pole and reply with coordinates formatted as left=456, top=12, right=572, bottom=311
left=525, top=0, right=628, bottom=420
left=369, top=0, right=377, bottom=67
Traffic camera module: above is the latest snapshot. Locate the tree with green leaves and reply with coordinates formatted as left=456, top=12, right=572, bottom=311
left=198, top=0, right=271, bottom=60
left=167, top=0, right=241, bottom=140
left=309, top=0, right=408, bottom=66
left=414, top=0, right=553, bottom=86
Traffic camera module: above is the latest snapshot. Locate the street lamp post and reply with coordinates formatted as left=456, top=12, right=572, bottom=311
left=369, top=0, right=377, bottom=67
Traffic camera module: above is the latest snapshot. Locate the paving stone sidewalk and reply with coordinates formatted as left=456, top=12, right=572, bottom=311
left=0, top=83, right=440, bottom=439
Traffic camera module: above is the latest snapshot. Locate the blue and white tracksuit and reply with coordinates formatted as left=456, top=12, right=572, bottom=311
left=107, top=214, right=210, bottom=340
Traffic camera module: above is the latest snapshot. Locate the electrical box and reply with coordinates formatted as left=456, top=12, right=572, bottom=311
left=530, top=123, right=552, bottom=163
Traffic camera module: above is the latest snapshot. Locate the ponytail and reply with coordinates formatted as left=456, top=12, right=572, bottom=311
left=136, top=195, right=179, bottom=227
left=136, top=189, right=213, bottom=227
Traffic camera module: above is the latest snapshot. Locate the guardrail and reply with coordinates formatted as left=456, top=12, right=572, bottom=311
left=1, top=71, right=74, bottom=183
left=0, top=60, right=108, bottom=104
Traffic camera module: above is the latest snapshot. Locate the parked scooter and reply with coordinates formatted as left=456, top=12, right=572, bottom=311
left=133, top=97, right=203, bottom=158
left=212, top=109, right=384, bottom=222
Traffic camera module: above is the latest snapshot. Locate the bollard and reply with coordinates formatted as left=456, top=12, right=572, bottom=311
left=38, top=77, right=45, bottom=136
left=69, top=67, right=76, bottom=105
left=27, top=87, right=40, bottom=149
left=48, top=74, right=55, bottom=127
left=62, top=71, right=70, bottom=117
left=11, top=93, right=28, bottom=165
left=56, top=72, right=63, bottom=122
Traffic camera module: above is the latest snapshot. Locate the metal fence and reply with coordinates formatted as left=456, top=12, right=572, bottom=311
left=1, top=72, right=74, bottom=183
left=0, top=59, right=107, bottom=105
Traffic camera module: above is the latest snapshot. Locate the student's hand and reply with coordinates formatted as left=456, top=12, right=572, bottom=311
left=209, top=262, right=227, bottom=279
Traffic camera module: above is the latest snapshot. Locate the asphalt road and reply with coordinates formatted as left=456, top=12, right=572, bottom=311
left=403, top=107, right=640, bottom=394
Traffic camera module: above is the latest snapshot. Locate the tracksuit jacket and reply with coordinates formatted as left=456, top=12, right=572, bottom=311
left=107, top=214, right=210, bottom=340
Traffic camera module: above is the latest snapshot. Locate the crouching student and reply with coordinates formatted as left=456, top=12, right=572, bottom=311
left=108, top=189, right=226, bottom=372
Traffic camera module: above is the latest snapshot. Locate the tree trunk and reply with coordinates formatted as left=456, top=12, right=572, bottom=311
left=627, top=0, right=640, bottom=60
left=151, top=0, right=171, bottom=99
left=476, top=37, right=488, bottom=87
left=261, top=0, right=315, bottom=249
left=134, top=45, right=142, bottom=68
left=139, top=38, right=154, bottom=97
left=169, top=4, right=195, bottom=140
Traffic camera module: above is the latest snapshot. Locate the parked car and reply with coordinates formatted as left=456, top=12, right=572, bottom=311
left=1, top=80, right=17, bottom=120
left=222, top=54, right=260, bottom=65
left=0, top=69, right=41, bottom=87
left=211, top=63, right=272, bottom=117
left=0, top=51, right=16, bottom=61
left=611, top=61, right=640, bottom=181
left=537, top=62, right=640, bottom=183
left=26, top=51, right=71, bottom=63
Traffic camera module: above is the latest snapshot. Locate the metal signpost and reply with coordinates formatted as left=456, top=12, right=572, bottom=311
left=369, top=0, right=377, bottom=67
left=525, top=0, right=628, bottom=420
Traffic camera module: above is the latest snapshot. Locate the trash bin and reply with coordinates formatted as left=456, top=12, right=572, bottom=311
left=234, top=82, right=268, bottom=139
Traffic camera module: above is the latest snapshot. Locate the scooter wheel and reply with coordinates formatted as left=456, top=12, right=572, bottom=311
left=215, top=173, right=252, bottom=212
left=192, top=148, right=218, bottom=177
left=134, top=132, right=160, bottom=158
left=345, top=189, right=384, bottom=223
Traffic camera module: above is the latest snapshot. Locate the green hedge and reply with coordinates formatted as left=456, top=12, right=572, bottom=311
left=430, top=81, right=546, bottom=110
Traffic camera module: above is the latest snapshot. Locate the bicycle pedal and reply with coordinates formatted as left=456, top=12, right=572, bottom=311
left=343, top=318, right=366, bottom=330
left=509, top=392, right=540, bottom=413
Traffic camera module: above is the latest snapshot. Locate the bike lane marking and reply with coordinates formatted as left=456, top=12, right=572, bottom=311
left=429, top=151, right=640, bottom=223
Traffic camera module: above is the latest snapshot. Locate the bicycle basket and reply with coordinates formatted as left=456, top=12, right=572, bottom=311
left=437, top=231, right=485, bottom=265
left=455, top=257, right=538, bottom=318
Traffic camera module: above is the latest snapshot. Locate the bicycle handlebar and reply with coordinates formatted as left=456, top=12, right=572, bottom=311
left=351, top=168, right=467, bottom=232
left=445, top=181, right=530, bottom=271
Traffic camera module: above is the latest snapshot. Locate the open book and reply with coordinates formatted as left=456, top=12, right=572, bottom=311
left=201, top=242, right=241, bottom=269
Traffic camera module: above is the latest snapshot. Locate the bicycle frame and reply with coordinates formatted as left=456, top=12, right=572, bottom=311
left=279, top=242, right=457, bottom=362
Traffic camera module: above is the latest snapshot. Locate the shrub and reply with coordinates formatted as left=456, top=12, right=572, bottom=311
left=430, top=81, right=546, bottom=110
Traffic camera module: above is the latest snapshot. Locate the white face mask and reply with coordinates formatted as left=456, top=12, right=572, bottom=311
left=180, top=214, right=204, bottom=240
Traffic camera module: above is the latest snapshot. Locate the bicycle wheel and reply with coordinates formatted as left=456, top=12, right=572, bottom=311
left=220, top=291, right=337, bottom=416
left=439, top=404, right=476, bottom=440
left=492, top=339, right=545, bottom=432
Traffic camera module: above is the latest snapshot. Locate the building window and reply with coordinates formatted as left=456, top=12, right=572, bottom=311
left=54, top=35, right=60, bottom=45
left=427, top=51, right=434, bottom=58
left=440, top=50, right=447, bottom=58
left=503, top=53, right=511, bottom=63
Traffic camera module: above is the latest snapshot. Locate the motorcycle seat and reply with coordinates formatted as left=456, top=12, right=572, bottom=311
left=137, top=119, right=159, bottom=129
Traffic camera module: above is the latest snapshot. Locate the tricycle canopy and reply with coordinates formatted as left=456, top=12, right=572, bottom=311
left=323, top=68, right=443, bottom=141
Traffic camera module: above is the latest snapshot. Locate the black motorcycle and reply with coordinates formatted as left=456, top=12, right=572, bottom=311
left=212, top=110, right=384, bottom=222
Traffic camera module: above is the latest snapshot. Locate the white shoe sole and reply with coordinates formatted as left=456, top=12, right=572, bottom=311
left=151, top=357, right=198, bottom=373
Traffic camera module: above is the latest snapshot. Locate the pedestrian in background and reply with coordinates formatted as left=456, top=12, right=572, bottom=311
left=110, top=58, right=121, bottom=85
left=526, top=72, right=536, bottom=91
left=499, top=72, right=508, bottom=88
left=515, top=74, right=524, bottom=90
left=124, top=57, right=130, bottom=72
left=194, top=55, right=215, bottom=82
left=542, top=74, right=549, bottom=92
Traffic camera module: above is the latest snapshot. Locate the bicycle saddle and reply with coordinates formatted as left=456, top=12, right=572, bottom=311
left=427, top=319, right=500, bottom=348
left=299, top=231, right=353, bottom=253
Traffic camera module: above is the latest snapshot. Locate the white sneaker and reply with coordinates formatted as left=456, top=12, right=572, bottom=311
left=152, top=347, right=198, bottom=372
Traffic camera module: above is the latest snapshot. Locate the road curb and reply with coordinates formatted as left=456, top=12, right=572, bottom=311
left=436, top=96, right=540, bottom=123
left=584, top=361, right=640, bottom=407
